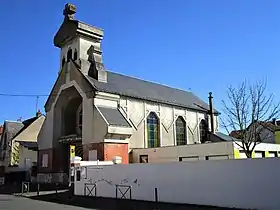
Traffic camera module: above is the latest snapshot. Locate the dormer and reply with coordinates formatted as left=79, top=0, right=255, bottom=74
left=54, top=3, right=107, bottom=83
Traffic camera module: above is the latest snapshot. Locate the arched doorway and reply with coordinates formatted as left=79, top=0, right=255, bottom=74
left=53, top=87, right=83, bottom=176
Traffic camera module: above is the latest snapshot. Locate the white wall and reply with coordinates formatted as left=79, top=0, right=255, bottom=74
left=75, top=158, right=280, bottom=210
left=132, top=142, right=234, bottom=163
left=38, top=110, right=54, bottom=150
left=18, top=146, right=37, bottom=169
left=118, top=97, right=210, bottom=149
left=234, top=142, right=280, bottom=152
left=79, top=37, right=102, bottom=61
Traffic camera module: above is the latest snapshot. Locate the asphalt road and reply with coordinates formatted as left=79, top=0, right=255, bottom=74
left=0, top=193, right=246, bottom=210
left=0, top=194, right=95, bottom=210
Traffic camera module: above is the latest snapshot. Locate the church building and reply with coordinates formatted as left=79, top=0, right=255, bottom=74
left=37, top=3, right=219, bottom=183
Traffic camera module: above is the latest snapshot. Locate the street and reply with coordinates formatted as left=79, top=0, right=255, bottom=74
left=0, top=192, right=246, bottom=210
left=0, top=194, right=95, bottom=210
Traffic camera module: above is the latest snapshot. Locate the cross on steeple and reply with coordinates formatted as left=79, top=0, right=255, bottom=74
left=63, top=3, right=76, bottom=21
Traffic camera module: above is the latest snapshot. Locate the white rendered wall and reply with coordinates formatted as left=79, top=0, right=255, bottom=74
left=234, top=142, right=280, bottom=152
left=119, top=97, right=212, bottom=149
left=18, top=146, right=37, bottom=169
left=75, top=158, right=280, bottom=210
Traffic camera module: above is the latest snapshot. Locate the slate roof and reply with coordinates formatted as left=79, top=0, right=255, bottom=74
left=11, top=116, right=38, bottom=141
left=97, top=106, right=131, bottom=127
left=5, top=121, right=24, bottom=141
left=215, top=132, right=240, bottom=142
left=84, top=70, right=216, bottom=113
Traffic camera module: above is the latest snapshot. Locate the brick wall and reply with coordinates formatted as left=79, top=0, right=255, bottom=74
left=83, top=142, right=128, bottom=164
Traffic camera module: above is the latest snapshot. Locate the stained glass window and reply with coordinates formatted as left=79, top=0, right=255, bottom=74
left=147, top=112, right=160, bottom=148
left=176, top=116, right=187, bottom=145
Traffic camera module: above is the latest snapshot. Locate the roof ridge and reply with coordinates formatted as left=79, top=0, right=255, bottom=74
left=106, top=70, right=193, bottom=94
left=5, top=120, right=22, bottom=123
left=11, top=116, right=40, bottom=141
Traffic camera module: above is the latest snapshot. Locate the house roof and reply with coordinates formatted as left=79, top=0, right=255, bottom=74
left=12, top=115, right=45, bottom=142
left=97, top=106, right=131, bottom=127
left=5, top=121, right=24, bottom=141
left=229, top=130, right=243, bottom=139
left=215, top=132, right=240, bottom=142
left=259, top=121, right=280, bottom=132
left=230, top=120, right=280, bottom=139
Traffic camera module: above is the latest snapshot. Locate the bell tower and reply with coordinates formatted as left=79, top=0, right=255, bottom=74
left=54, top=3, right=107, bottom=83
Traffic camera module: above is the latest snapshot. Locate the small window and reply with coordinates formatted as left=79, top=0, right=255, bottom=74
left=140, top=155, right=148, bottom=163
left=74, top=49, right=78, bottom=61
left=67, top=48, right=72, bottom=62
left=268, top=151, right=278, bottom=157
left=62, top=57, right=65, bottom=67
left=76, top=170, right=81, bottom=181
left=179, top=156, right=199, bottom=162
left=42, top=154, right=48, bottom=168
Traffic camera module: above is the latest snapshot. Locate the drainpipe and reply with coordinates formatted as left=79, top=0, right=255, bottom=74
left=208, top=92, right=215, bottom=133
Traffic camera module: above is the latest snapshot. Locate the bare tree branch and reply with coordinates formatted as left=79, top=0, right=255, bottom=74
left=221, top=80, right=280, bottom=158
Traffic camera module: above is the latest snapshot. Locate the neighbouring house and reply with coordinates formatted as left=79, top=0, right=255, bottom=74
left=0, top=112, right=45, bottom=183
left=230, top=119, right=280, bottom=144
left=37, top=3, right=220, bottom=183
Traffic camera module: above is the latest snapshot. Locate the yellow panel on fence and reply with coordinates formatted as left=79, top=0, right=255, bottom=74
left=234, top=148, right=240, bottom=159
left=70, top=145, right=75, bottom=157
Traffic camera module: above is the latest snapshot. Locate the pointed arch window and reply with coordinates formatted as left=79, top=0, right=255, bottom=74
left=67, top=48, right=72, bottom=62
left=147, top=112, right=160, bottom=148
left=73, top=49, right=78, bottom=61
left=62, top=57, right=66, bottom=67
left=176, top=116, right=187, bottom=145
left=199, top=119, right=208, bottom=143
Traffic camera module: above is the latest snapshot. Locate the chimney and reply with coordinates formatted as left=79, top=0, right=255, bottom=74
left=36, top=110, right=42, bottom=117
left=208, top=92, right=215, bottom=133
left=272, top=118, right=277, bottom=125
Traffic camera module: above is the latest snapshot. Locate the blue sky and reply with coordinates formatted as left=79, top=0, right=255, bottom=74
left=0, top=0, right=280, bottom=123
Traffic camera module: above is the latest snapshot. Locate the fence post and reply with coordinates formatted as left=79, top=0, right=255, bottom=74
left=37, top=183, right=40, bottom=196
left=155, top=188, right=158, bottom=203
